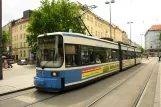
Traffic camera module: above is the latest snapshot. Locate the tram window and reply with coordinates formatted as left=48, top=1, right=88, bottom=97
left=65, top=44, right=77, bottom=67
left=88, top=47, right=95, bottom=64
left=105, top=48, right=111, bottom=62
left=111, top=49, right=119, bottom=61
left=122, top=51, right=128, bottom=60
left=81, top=46, right=90, bottom=65
left=95, top=47, right=107, bottom=63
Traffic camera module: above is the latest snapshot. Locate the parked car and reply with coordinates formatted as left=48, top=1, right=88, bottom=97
left=17, top=59, right=27, bottom=65
left=8, top=59, right=14, bottom=64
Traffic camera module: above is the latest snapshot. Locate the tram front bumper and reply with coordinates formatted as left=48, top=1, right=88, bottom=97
left=34, top=77, right=62, bottom=89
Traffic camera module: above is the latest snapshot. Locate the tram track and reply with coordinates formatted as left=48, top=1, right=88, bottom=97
left=0, top=88, right=36, bottom=101
left=86, top=58, right=157, bottom=107
left=133, top=60, right=159, bottom=107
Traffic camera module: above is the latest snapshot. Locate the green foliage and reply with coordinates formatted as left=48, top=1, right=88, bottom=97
left=27, top=0, right=85, bottom=51
left=2, top=31, right=9, bottom=52
left=158, top=32, right=161, bottom=42
left=139, top=46, right=144, bottom=53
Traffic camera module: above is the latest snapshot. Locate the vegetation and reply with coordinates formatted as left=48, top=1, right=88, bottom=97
left=2, top=31, right=9, bottom=53
left=27, top=0, right=85, bottom=51
left=139, top=46, right=144, bottom=53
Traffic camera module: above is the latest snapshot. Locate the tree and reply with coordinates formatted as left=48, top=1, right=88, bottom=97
left=139, top=46, right=144, bottom=53
left=27, top=0, right=85, bottom=51
left=2, top=31, right=9, bottom=53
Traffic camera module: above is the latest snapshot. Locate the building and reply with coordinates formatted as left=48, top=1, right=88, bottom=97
left=144, top=24, right=161, bottom=56
left=77, top=1, right=124, bottom=42
left=122, top=31, right=130, bottom=45
left=11, top=10, right=32, bottom=60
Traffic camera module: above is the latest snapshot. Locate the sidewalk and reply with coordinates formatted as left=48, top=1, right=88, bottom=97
left=0, top=64, right=36, bottom=95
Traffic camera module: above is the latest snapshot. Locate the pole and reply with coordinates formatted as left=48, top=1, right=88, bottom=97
left=130, top=23, right=131, bottom=45
left=141, top=34, right=142, bottom=47
left=0, top=0, right=2, bottom=80
left=141, top=35, right=142, bottom=46
left=109, top=3, right=112, bottom=39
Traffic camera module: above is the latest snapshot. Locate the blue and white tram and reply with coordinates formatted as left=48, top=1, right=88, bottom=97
left=34, top=32, right=141, bottom=92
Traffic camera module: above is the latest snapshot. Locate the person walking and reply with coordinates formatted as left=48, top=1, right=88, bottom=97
left=147, top=55, right=149, bottom=60
left=4, top=59, right=8, bottom=69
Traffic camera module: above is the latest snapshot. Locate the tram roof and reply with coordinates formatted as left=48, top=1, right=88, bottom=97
left=38, top=32, right=118, bottom=45
left=37, top=32, right=139, bottom=50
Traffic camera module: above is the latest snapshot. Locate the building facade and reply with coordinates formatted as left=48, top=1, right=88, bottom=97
left=11, top=10, right=32, bottom=60
left=82, top=10, right=124, bottom=42
left=122, top=31, right=130, bottom=45
left=145, top=25, right=161, bottom=56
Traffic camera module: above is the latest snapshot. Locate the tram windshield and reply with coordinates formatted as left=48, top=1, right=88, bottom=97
left=36, top=35, right=64, bottom=68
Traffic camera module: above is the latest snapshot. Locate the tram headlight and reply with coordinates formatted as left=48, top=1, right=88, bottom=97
left=52, top=72, right=59, bottom=77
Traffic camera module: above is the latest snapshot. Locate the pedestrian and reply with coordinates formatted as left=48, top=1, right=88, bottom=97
left=4, top=59, right=8, bottom=69
left=7, top=59, right=13, bottom=68
left=147, top=55, right=149, bottom=60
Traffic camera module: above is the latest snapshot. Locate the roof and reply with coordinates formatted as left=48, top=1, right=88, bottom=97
left=149, top=24, right=161, bottom=31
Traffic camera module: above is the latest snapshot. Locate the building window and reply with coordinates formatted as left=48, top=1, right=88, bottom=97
left=24, top=42, right=26, bottom=47
left=20, top=34, right=22, bottom=39
left=20, top=51, right=22, bottom=57
left=95, top=21, right=97, bottom=26
left=24, top=50, right=26, bottom=57
left=20, top=25, right=22, bottom=30
left=96, top=31, right=97, bottom=36
left=98, top=32, right=100, bottom=37
left=20, top=42, right=22, bottom=48
left=90, top=17, right=93, bottom=22
left=24, top=33, right=26, bottom=39
left=23, top=24, right=26, bottom=29
left=91, top=27, right=93, bottom=34
left=17, top=43, right=18, bottom=48
left=87, top=15, right=89, bottom=20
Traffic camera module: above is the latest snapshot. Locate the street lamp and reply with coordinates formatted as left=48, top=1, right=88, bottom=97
left=105, top=0, right=115, bottom=39
left=127, top=21, right=133, bottom=45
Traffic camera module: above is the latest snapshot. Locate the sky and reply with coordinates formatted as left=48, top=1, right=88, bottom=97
left=2, top=0, right=161, bottom=48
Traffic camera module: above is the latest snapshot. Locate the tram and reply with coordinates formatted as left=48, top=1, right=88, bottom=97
left=34, top=32, right=141, bottom=92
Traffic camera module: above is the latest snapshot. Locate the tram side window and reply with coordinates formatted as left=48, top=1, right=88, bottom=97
left=65, top=44, right=77, bottom=67
left=95, top=47, right=107, bottom=63
left=128, top=51, right=132, bottom=59
left=123, top=51, right=128, bottom=60
left=111, top=49, right=119, bottom=61
left=88, top=46, right=96, bottom=64
left=81, top=46, right=90, bottom=65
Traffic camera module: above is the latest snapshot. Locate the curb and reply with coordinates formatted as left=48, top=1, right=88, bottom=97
left=0, top=86, right=35, bottom=96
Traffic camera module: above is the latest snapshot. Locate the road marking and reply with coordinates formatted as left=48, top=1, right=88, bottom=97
left=14, top=95, right=38, bottom=103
